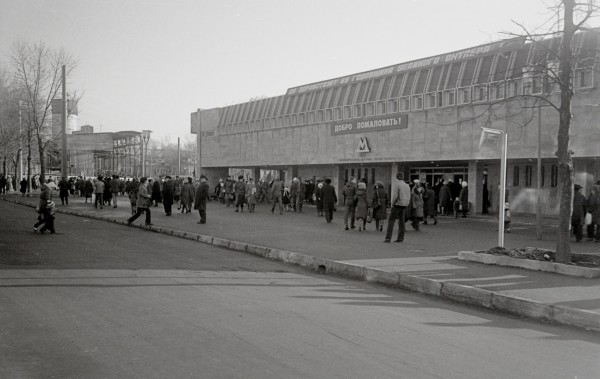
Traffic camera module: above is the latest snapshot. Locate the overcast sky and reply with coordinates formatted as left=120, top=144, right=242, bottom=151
left=0, top=0, right=594, bottom=142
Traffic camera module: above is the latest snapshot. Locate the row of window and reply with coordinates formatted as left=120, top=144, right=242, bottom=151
left=216, top=67, right=594, bottom=135
left=513, top=164, right=559, bottom=188
left=217, top=32, right=597, bottom=130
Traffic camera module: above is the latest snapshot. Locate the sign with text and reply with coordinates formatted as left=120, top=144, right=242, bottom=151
left=331, top=114, right=408, bottom=136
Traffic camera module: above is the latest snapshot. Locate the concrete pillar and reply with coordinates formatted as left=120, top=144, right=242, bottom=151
left=468, top=161, right=488, bottom=215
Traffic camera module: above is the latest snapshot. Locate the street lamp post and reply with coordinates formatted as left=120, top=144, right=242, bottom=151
left=141, top=130, right=152, bottom=177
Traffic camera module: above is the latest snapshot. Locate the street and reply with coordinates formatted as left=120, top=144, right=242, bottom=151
left=1, top=200, right=599, bottom=379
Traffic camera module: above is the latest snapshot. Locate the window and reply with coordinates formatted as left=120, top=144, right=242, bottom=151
left=575, top=68, right=594, bottom=89
left=541, top=165, right=545, bottom=187
left=388, top=99, right=399, bottom=113
left=490, top=81, right=505, bottom=101
left=343, top=106, right=352, bottom=119
left=334, top=107, right=342, bottom=120
left=425, top=93, right=437, bottom=109
left=325, top=109, right=333, bottom=121
left=442, top=89, right=456, bottom=106
left=457, top=87, right=471, bottom=104
left=365, top=102, right=375, bottom=116
left=291, top=114, right=298, bottom=126
left=412, top=95, right=423, bottom=110
left=399, top=97, right=410, bottom=112
left=376, top=101, right=386, bottom=115
left=525, top=165, right=533, bottom=187
left=513, top=166, right=520, bottom=186
left=551, top=164, right=558, bottom=187
left=507, top=79, right=522, bottom=97
left=311, top=112, right=318, bottom=123
left=353, top=104, right=363, bottom=118
left=472, top=84, right=488, bottom=102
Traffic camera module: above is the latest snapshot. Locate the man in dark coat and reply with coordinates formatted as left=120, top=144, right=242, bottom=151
left=321, top=178, right=338, bottom=224
left=194, top=175, right=210, bottom=224
left=572, top=184, right=587, bottom=242
left=162, top=176, right=175, bottom=216
left=152, top=178, right=162, bottom=206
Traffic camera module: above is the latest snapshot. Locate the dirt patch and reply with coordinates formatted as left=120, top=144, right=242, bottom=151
left=479, top=247, right=600, bottom=267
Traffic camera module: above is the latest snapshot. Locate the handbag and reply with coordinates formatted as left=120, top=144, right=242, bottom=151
left=585, top=212, right=593, bottom=225
left=366, top=208, right=373, bottom=223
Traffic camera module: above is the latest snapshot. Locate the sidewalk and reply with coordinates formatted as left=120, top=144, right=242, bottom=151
left=5, top=192, right=600, bottom=332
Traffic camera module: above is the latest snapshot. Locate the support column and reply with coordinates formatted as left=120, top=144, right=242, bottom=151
left=468, top=161, right=485, bottom=215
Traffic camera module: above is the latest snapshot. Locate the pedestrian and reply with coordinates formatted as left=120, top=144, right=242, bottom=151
left=215, top=178, right=226, bottom=204
left=58, top=176, right=70, bottom=205
left=270, top=177, right=284, bottom=215
left=103, top=176, right=112, bottom=206
left=127, top=177, right=152, bottom=226
left=504, top=202, right=512, bottom=233
left=438, top=180, right=452, bottom=216
left=321, top=178, right=337, bottom=223
left=410, top=180, right=424, bottom=231
left=225, top=176, right=234, bottom=207
left=296, top=177, right=306, bottom=213
left=194, top=175, right=210, bottom=224
left=247, top=187, right=257, bottom=213
left=33, top=182, right=52, bottom=233
left=572, top=184, right=587, bottom=242
left=234, top=175, right=246, bottom=212
left=162, top=175, right=175, bottom=216
left=354, top=182, right=369, bottom=231
left=84, top=178, right=93, bottom=203
left=19, top=177, right=27, bottom=197
left=129, top=179, right=138, bottom=214
left=459, top=181, right=469, bottom=218
left=423, top=182, right=438, bottom=225
left=315, top=181, right=324, bottom=217
left=109, top=175, right=120, bottom=208
left=384, top=172, right=411, bottom=243
left=282, top=187, right=291, bottom=211
left=0, top=174, right=6, bottom=195
left=152, top=177, right=161, bottom=206
left=372, top=181, right=388, bottom=232
left=180, top=177, right=195, bottom=214
left=342, top=177, right=357, bottom=230
left=38, top=200, right=56, bottom=234
left=174, top=175, right=183, bottom=210
left=93, top=176, right=105, bottom=209
left=290, top=178, right=299, bottom=212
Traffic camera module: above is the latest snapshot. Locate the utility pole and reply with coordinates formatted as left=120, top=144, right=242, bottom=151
left=61, top=65, right=68, bottom=179
left=177, top=137, right=181, bottom=176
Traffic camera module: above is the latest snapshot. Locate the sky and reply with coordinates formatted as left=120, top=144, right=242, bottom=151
left=0, top=0, right=592, bottom=143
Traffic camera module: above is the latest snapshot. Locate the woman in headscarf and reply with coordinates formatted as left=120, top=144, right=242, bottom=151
left=354, top=181, right=369, bottom=231
left=372, top=181, right=388, bottom=232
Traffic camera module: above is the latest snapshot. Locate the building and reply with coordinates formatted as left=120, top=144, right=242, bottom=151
left=191, top=31, right=600, bottom=215
left=67, top=126, right=143, bottom=178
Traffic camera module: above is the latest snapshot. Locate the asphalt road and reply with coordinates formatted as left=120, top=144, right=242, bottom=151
left=1, top=201, right=599, bottom=379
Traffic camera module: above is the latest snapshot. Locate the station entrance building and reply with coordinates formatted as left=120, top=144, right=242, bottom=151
left=191, top=31, right=600, bottom=216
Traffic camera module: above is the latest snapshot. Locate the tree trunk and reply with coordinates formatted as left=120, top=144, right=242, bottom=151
left=37, top=135, right=46, bottom=184
left=555, top=0, right=575, bottom=263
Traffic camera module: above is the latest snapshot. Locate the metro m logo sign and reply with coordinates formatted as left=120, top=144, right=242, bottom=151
left=356, top=136, right=370, bottom=153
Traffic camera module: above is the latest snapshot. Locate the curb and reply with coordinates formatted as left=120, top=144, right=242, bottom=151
left=457, top=251, right=600, bottom=278
left=5, top=198, right=600, bottom=332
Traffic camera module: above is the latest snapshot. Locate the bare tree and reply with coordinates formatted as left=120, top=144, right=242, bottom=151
left=0, top=66, right=22, bottom=180
left=10, top=40, right=77, bottom=184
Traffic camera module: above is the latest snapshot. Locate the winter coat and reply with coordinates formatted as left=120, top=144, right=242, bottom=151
left=372, top=188, right=388, bottom=221
left=411, top=187, right=424, bottom=218
left=587, top=193, right=600, bottom=223
left=152, top=180, right=162, bottom=202
left=572, top=191, right=587, bottom=225
left=459, top=186, right=469, bottom=211
left=315, top=187, right=324, bottom=211
left=342, top=182, right=357, bottom=206
left=163, top=180, right=174, bottom=206
left=423, top=188, right=437, bottom=216
left=136, top=183, right=150, bottom=209
left=181, top=182, right=195, bottom=207
left=93, top=180, right=105, bottom=194
left=354, top=188, right=369, bottom=220
left=194, top=181, right=210, bottom=211
left=439, top=184, right=451, bottom=205
left=322, top=183, right=337, bottom=210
